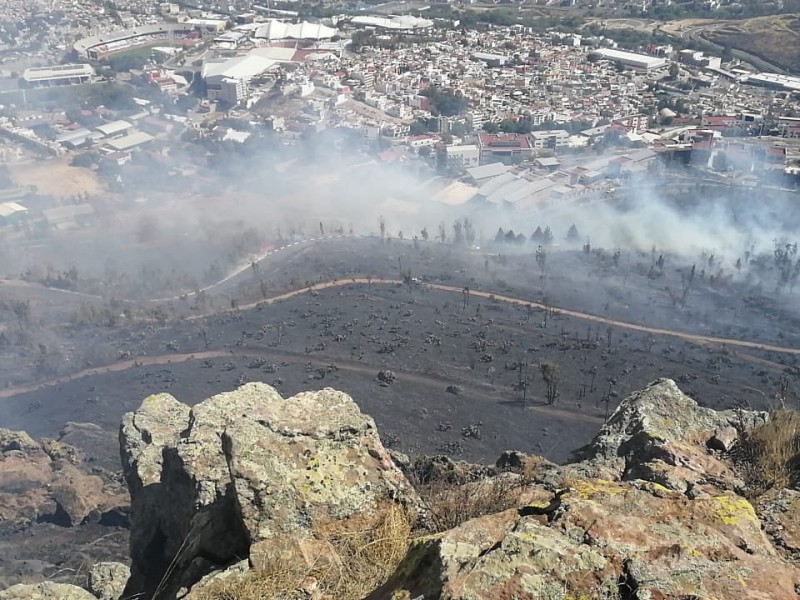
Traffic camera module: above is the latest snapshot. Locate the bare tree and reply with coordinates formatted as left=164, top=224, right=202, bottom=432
left=453, top=220, right=463, bottom=245
left=464, top=218, right=475, bottom=246
left=515, top=361, right=531, bottom=408
left=540, top=362, right=560, bottom=405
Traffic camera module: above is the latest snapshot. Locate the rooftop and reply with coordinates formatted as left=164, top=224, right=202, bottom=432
left=105, top=131, right=154, bottom=151
left=254, top=19, right=337, bottom=41
left=478, top=133, right=532, bottom=150
left=22, top=63, right=94, bottom=81
left=95, top=120, right=133, bottom=136
left=466, top=162, right=510, bottom=181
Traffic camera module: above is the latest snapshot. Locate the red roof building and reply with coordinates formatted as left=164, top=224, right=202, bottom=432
left=477, top=132, right=533, bottom=165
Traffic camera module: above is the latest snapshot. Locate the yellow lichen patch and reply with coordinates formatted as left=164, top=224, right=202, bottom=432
left=571, top=479, right=628, bottom=500
left=633, top=480, right=678, bottom=497
left=704, top=495, right=758, bottom=526
left=685, top=545, right=702, bottom=558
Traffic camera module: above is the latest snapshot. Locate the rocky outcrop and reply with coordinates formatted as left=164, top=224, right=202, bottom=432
left=0, top=582, right=97, bottom=600
left=374, top=480, right=800, bottom=600
left=11, top=377, right=797, bottom=600
left=374, top=379, right=800, bottom=600
left=119, top=383, right=421, bottom=599
left=567, top=378, right=768, bottom=495
left=0, top=429, right=127, bottom=528
left=88, top=562, right=130, bottom=600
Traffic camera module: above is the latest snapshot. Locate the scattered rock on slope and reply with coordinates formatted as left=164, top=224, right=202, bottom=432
left=0, top=428, right=127, bottom=528
left=120, top=383, right=421, bottom=599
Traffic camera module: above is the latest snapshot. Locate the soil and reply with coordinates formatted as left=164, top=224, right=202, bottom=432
left=703, top=14, right=800, bottom=74
left=0, top=233, right=799, bottom=590
left=2, top=236, right=798, bottom=460
left=8, top=159, right=105, bottom=199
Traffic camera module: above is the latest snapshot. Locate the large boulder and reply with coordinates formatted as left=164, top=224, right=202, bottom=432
left=567, top=378, right=767, bottom=494
left=0, top=582, right=96, bottom=600
left=0, top=429, right=127, bottom=528
left=120, top=383, right=420, bottom=599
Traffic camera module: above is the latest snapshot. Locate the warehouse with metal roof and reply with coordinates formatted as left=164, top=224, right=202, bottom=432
left=589, top=48, right=667, bottom=71
left=22, top=64, right=95, bottom=88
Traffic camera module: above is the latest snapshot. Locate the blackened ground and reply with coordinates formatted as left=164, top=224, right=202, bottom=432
left=0, top=237, right=798, bottom=589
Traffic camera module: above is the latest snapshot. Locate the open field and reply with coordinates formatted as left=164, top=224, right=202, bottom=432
left=702, top=14, right=800, bottom=74
left=9, top=159, right=105, bottom=198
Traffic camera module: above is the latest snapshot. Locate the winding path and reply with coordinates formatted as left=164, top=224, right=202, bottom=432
left=238, top=277, right=800, bottom=356
left=2, top=276, right=797, bottom=401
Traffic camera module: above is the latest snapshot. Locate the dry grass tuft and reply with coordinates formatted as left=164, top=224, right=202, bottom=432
left=195, top=503, right=413, bottom=600
left=733, top=409, right=800, bottom=499
left=409, top=471, right=528, bottom=533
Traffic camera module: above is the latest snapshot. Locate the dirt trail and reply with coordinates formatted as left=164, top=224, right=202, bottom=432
left=0, top=351, right=228, bottom=399
left=241, top=278, right=800, bottom=356
left=3, top=277, right=797, bottom=401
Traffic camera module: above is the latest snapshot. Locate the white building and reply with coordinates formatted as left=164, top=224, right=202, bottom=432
left=466, top=109, right=485, bottom=131
left=446, top=145, right=480, bottom=170
left=254, top=19, right=337, bottom=41
left=590, top=48, right=667, bottom=71
left=211, top=78, right=248, bottom=104
left=202, top=53, right=279, bottom=104
left=350, top=15, right=433, bottom=30
left=530, top=130, right=570, bottom=149
left=22, top=64, right=94, bottom=88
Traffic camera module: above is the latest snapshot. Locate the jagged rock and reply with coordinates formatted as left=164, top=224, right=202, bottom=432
left=120, top=383, right=420, bottom=599
left=180, top=560, right=249, bottom=599
left=0, top=428, right=127, bottom=527
left=405, top=455, right=496, bottom=485
left=59, top=422, right=121, bottom=471
left=0, top=430, right=40, bottom=453
left=88, top=562, right=130, bottom=600
left=0, top=582, right=96, bottom=600
left=375, top=479, right=800, bottom=600
left=707, top=426, right=739, bottom=453
left=567, top=378, right=766, bottom=494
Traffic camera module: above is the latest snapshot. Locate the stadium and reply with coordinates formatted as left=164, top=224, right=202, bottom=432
left=74, top=24, right=198, bottom=61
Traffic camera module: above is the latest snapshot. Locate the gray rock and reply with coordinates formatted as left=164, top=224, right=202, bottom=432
left=88, top=562, right=130, bottom=600
left=0, top=582, right=96, bottom=600
left=707, top=426, right=739, bottom=453
left=567, top=379, right=765, bottom=493
left=120, top=383, right=420, bottom=599
left=377, top=370, right=396, bottom=384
